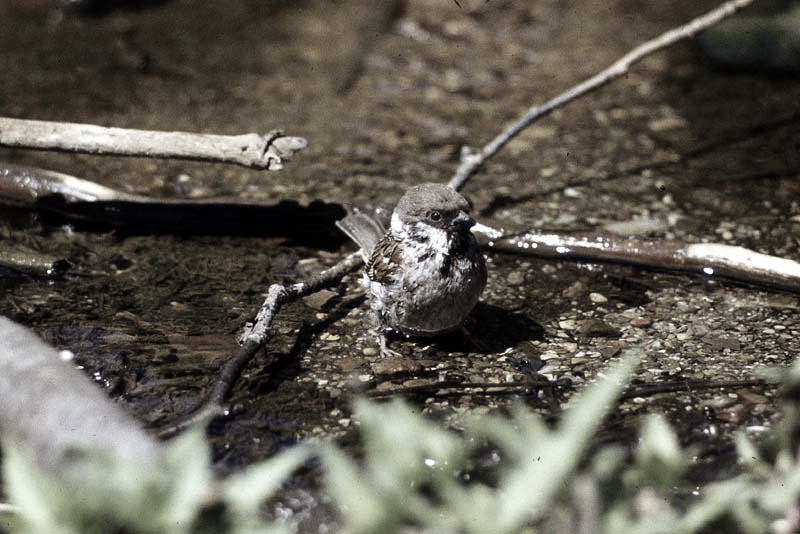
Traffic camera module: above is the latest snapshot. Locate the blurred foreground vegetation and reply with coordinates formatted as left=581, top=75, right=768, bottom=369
left=3, top=349, right=800, bottom=533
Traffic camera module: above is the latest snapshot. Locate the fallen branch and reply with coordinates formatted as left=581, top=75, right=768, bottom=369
left=448, top=0, right=753, bottom=191
left=158, top=251, right=364, bottom=438
left=473, top=223, right=800, bottom=294
left=0, top=117, right=307, bottom=170
left=367, top=376, right=770, bottom=400
left=0, top=247, right=71, bottom=279
left=0, top=316, right=163, bottom=480
left=0, top=163, right=346, bottom=242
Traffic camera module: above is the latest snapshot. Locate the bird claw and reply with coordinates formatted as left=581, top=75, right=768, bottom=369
left=378, top=333, right=402, bottom=358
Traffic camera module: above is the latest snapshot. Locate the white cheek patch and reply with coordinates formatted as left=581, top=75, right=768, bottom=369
left=390, top=212, right=404, bottom=234
left=425, top=225, right=450, bottom=251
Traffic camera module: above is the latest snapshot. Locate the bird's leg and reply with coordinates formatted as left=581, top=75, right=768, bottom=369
left=378, top=331, right=402, bottom=358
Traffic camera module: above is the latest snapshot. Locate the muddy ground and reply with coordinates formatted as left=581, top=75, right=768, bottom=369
left=1, top=0, right=799, bottom=529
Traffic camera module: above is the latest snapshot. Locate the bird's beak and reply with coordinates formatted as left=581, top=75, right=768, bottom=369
left=451, top=210, right=476, bottom=230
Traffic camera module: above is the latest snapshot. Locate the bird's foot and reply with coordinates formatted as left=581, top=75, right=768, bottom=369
left=378, top=332, right=402, bottom=358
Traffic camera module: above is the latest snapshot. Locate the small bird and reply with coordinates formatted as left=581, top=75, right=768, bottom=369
left=336, top=183, right=487, bottom=356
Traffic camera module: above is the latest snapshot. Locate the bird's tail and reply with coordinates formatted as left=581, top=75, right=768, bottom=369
left=335, top=209, right=386, bottom=260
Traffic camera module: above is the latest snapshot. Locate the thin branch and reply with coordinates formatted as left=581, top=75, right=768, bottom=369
left=0, top=117, right=307, bottom=170
left=0, top=246, right=71, bottom=279
left=368, top=376, right=769, bottom=399
left=157, top=251, right=364, bottom=438
left=448, top=0, right=754, bottom=191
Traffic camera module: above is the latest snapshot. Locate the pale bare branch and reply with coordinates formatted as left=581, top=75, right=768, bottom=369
left=0, top=117, right=306, bottom=170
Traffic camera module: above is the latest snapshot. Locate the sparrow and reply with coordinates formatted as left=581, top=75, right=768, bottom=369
left=336, top=183, right=487, bottom=356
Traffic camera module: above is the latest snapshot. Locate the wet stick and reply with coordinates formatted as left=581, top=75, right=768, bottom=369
left=472, top=224, right=800, bottom=294
left=158, top=251, right=364, bottom=438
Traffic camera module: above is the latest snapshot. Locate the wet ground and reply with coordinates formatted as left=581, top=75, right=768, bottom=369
left=1, top=0, right=800, bottom=529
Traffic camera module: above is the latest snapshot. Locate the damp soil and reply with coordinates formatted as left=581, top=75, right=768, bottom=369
left=1, top=0, right=800, bottom=530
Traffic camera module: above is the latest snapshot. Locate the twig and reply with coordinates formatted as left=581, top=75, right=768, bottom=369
left=473, top=223, right=800, bottom=294
left=368, top=376, right=769, bottom=400
left=448, top=0, right=753, bottom=191
left=0, top=117, right=307, bottom=170
left=157, top=251, right=364, bottom=438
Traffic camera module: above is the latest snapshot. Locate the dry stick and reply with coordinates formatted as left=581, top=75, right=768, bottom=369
left=158, top=251, right=364, bottom=438
left=447, top=0, right=753, bottom=192
left=0, top=117, right=307, bottom=170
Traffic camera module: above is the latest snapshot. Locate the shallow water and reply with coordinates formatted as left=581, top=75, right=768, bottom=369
left=1, top=0, right=799, bottom=528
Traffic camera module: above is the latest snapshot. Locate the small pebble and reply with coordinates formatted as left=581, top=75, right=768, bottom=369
left=507, top=270, right=525, bottom=286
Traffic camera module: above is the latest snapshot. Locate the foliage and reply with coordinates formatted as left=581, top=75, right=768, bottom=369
left=0, top=424, right=311, bottom=534
left=5, top=351, right=800, bottom=533
left=322, top=351, right=639, bottom=533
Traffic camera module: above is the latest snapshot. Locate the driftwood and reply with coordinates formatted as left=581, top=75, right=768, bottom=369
left=0, top=118, right=306, bottom=170
left=0, top=316, right=163, bottom=481
left=473, top=224, right=800, bottom=294
left=0, top=163, right=346, bottom=243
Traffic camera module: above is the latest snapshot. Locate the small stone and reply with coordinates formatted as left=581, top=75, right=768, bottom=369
left=716, top=404, right=745, bottom=423
left=648, top=114, right=688, bottom=132
left=303, top=289, right=339, bottom=310
left=507, top=270, right=525, bottom=286
left=621, top=308, right=641, bottom=319
left=336, top=357, right=366, bottom=372
left=558, top=319, right=577, bottom=330
left=578, top=319, right=621, bottom=339
left=589, top=292, right=608, bottom=303
left=371, top=357, right=422, bottom=374
left=598, top=343, right=622, bottom=359
left=702, top=335, right=741, bottom=352
left=319, top=332, right=340, bottom=341
left=562, top=281, right=585, bottom=299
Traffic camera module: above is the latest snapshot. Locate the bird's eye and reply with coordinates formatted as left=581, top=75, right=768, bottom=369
left=428, top=211, right=442, bottom=222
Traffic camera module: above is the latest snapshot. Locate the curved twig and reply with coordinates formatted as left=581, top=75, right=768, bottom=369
left=158, top=251, right=364, bottom=438
left=448, top=0, right=753, bottom=191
